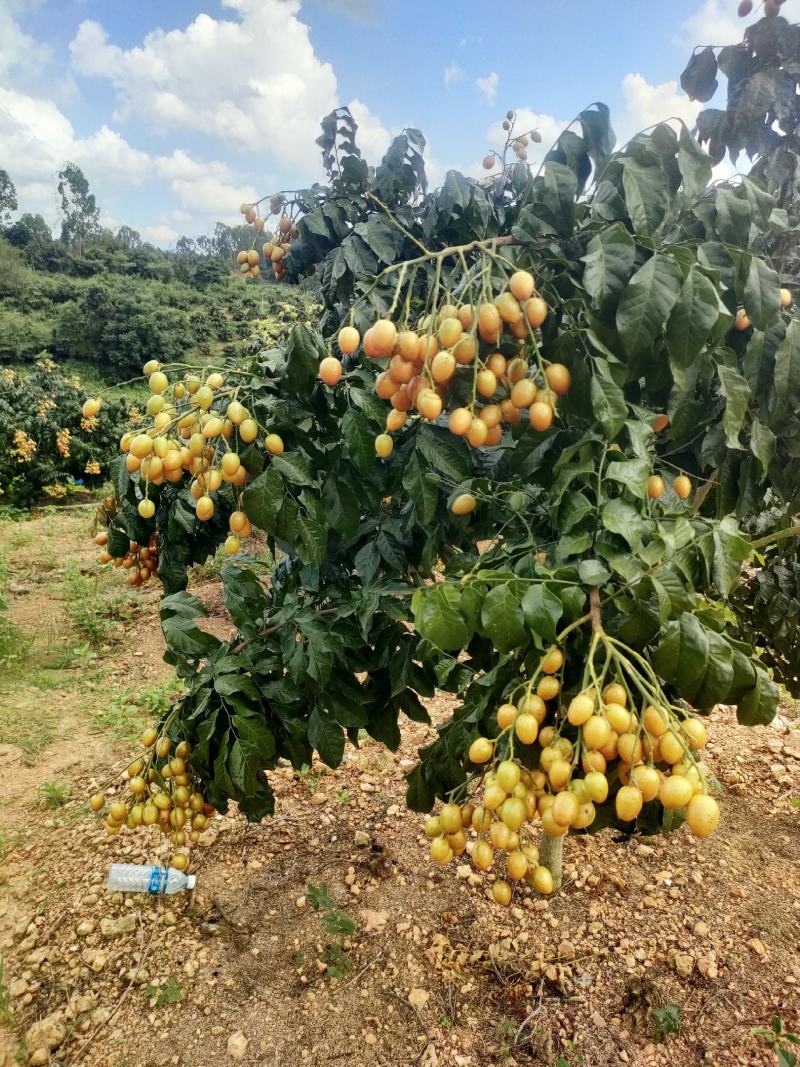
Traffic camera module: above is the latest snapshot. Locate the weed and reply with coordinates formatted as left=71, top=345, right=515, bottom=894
left=652, top=1003, right=683, bottom=1040
left=61, top=561, right=140, bottom=648
left=38, top=781, right=71, bottom=809
left=307, top=883, right=356, bottom=979
left=753, top=1016, right=800, bottom=1067
left=145, top=977, right=183, bottom=1008
left=496, top=1017, right=518, bottom=1059
left=296, top=763, right=322, bottom=794
left=335, top=788, right=351, bottom=805
left=95, top=679, right=181, bottom=742
left=0, top=956, right=14, bottom=1025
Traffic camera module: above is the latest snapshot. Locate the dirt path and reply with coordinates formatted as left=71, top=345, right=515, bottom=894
left=0, top=512, right=799, bottom=1067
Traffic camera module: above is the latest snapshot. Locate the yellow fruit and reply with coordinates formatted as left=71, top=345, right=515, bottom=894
left=643, top=705, right=668, bottom=738
left=495, top=760, right=521, bottom=793
left=531, top=865, right=554, bottom=894
left=615, top=785, right=643, bottom=821
left=544, top=363, right=571, bottom=397
left=489, top=821, right=512, bottom=850
left=514, top=713, right=538, bottom=745
left=467, top=418, right=488, bottom=447
left=491, top=880, right=512, bottom=906
left=451, top=492, right=477, bottom=515
left=583, top=770, right=609, bottom=804
left=604, top=702, right=631, bottom=734
left=780, top=287, right=792, bottom=308
left=524, top=297, right=548, bottom=328
left=541, top=807, right=568, bottom=838
left=240, top=419, right=259, bottom=444
left=439, top=803, right=463, bottom=835
left=495, top=292, right=523, bottom=325
left=660, top=730, right=684, bottom=765
left=437, top=317, right=463, bottom=349
left=551, top=790, right=579, bottom=827
left=567, top=693, right=595, bottom=725
left=375, top=434, right=393, bottom=459
left=319, top=356, right=343, bottom=386
left=674, top=475, right=692, bottom=499
left=681, top=717, right=708, bottom=749
left=82, top=397, right=101, bottom=418
left=424, top=815, right=442, bottom=838
left=734, top=308, right=751, bottom=331
left=149, top=371, right=169, bottom=395
left=685, top=794, right=719, bottom=838
left=468, top=737, right=494, bottom=764
left=530, top=401, right=554, bottom=432
left=430, top=838, right=453, bottom=865
left=497, top=703, right=517, bottom=729
left=483, top=782, right=507, bottom=811
left=631, top=765, right=661, bottom=802
left=583, top=715, right=611, bottom=751
left=141, top=727, right=158, bottom=748
left=138, top=498, right=155, bottom=519
left=509, top=270, right=535, bottom=301
left=224, top=535, right=241, bottom=556
left=660, top=774, right=694, bottom=810
left=196, top=495, right=214, bottom=521
left=472, top=839, right=494, bottom=870
left=89, top=793, right=105, bottom=812
left=506, top=849, right=529, bottom=881
left=263, top=432, right=283, bottom=455
left=471, top=806, right=492, bottom=833
left=536, top=676, right=560, bottom=701
left=647, top=475, right=666, bottom=499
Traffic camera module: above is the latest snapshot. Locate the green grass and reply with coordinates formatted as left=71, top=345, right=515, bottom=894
left=0, top=956, right=14, bottom=1025
left=61, top=560, right=142, bottom=648
left=38, top=781, right=72, bottom=809
left=93, top=678, right=182, bottom=742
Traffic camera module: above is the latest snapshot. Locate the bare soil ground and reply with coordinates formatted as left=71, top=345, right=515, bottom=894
left=0, top=511, right=799, bottom=1067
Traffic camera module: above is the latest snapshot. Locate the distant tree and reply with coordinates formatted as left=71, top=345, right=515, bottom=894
left=5, top=212, right=51, bottom=249
left=0, top=170, right=17, bottom=226
left=58, top=163, right=100, bottom=255
left=117, top=225, right=142, bottom=250
left=176, top=235, right=198, bottom=259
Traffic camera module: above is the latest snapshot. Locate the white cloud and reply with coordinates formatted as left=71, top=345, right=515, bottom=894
left=620, top=73, right=702, bottom=141
left=444, top=62, right=464, bottom=89
left=678, top=0, right=800, bottom=49
left=139, top=223, right=181, bottom=246
left=0, top=0, right=48, bottom=80
left=0, top=86, right=258, bottom=239
left=69, top=0, right=342, bottom=176
left=476, top=72, right=499, bottom=105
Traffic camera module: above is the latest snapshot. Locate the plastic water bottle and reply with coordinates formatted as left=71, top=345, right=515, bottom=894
left=106, top=864, right=196, bottom=895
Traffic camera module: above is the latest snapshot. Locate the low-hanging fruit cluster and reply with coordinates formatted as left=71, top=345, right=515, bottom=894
left=90, top=732, right=215, bottom=871
left=425, top=627, right=719, bottom=907
left=95, top=529, right=159, bottom=586
left=84, top=359, right=283, bottom=582
left=236, top=195, right=299, bottom=281
left=332, top=264, right=570, bottom=456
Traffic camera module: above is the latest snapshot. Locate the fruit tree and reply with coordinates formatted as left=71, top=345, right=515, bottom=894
left=82, top=14, right=800, bottom=899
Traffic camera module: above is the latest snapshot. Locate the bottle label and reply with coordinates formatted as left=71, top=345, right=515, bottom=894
left=147, top=867, right=168, bottom=894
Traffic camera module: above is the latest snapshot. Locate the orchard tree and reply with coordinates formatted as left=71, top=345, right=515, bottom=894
left=0, top=169, right=18, bottom=227
left=82, top=15, right=799, bottom=897
left=58, top=162, right=101, bottom=255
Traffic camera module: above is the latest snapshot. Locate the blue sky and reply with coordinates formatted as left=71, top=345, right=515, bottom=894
left=2, top=0, right=798, bottom=246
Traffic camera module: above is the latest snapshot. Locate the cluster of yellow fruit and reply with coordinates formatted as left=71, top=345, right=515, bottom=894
left=735, top=288, right=793, bottom=331
left=11, top=428, right=37, bottom=463
left=82, top=362, right=290, bottom=565
left=95, top=529, right=159, bottom=586
left=90, top=732, right=214, bottom=871
left=327, top=269, right=569, bottom=459
left=236, top=198, right=298, bottom=281
left=426, top=646, right=719, bottom=906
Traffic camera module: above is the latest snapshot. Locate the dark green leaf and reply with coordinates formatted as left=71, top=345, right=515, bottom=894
left=616, top=253, right=684, bottom=358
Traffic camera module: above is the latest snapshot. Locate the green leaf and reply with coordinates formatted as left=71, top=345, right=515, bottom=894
left=341, top=408, right=375, bottom=473
left=749, top=417, right=776, bottom=482
left=403, top=449, right=437, bottom=524
left=616, top=253, right=684, bottom=359
left=520, top=584, right=563, bottom=644
left=242, top=467, right=284, bottom=532
left=581, top=223, right=636, bottom=310
left=480, top=583, right=526, bottom=653
left=416, top=424, right=472, bottom=483
left=606, top=456, right=650, bottom=498
left=578, top=559, right=611, bottom=586
left=271, top=452, right=314, bottom=486
left=717, top=366, right=751, bottom=449
left=107, top=524, right=130, bottom=558
left=665, top=267, right=720, bottom=373
left=680, top=47, right=718, bottom=103
left=711, top=518, right=751, bottom=597
left=678, top=125, right=712, bottom=199
left=590, top=371, right=628, bottom=439
left=715, top=188, right=750, bottom=246
left=621, top=160, right=669, bottom=235
left=285, top=324, right=322, bottom=392
left=743, top=257, right=780, bottom=332
left=602, top=498, right=644, bottom=548
left=405, top=764, right=434, bottom=813
left=221, top=565, right=268, bottom=637
left=652, top=613, right=709, bottom=695
left=737, top=668, right=778, bottom=726
left=307, top=707, right=345, bottom=768
left=542, top=161, right=578, bottom=235
left=773, top=320, right=800, bottom=418
left=411, top=584, right=470, bottom=651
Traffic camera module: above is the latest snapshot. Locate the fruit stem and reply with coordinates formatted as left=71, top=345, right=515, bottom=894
left=751, top=524, right=800, bottom=550
left=589, top=588, right=603, bottom=634
left=539, top=833, right=564, bottom=891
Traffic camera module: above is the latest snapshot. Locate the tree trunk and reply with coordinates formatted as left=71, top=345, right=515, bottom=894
left=539, top=834, right=564, bottom=891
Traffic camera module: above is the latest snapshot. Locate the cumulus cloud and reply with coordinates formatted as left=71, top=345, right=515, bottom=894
left=678, top=0, right=800, bottom=49
left=620, top=73, right=702, bottom=141
left=0, top=86, right=258, bottom=237
left=444, top=62, right=464, bottom=89
left=476, top=72, right=499, bottom=105
left=69, top=0, right=342, bottom=175
left=0, top=0, right=48, bottom=80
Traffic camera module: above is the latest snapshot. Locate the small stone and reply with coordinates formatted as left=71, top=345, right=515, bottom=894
left=747, top=938, right=767, bottom=957
left=25, top=1012, right=66, bottom=1054
left=227, top=1031, right=249, bottom=1060
left=693, top=921, right=710, bottom=937
left=455, top=865, right=471, bottom=880
left=295, top=896, right=307, bottom=909
left=408, top=988, right=430, bottom=1010
left=354, top=831, right=370, bottom=846
left=76, top=920, right=96, bottom=938
left=557, top=939, right=576, bottom=960
left=673, top=953, right=694, bottom=977
left=100, top=914, right=137, bottom=940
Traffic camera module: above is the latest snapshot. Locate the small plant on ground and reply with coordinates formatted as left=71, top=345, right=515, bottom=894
left=307, top=883, right=356, bottom=979
left=38, top=781, right=72, bottom=809
left=753, top=1017, right=800, bottom=1067
left=652, top=1003, right=683, bottom=1041
left=0, top=956, right=14, bottom=1025
left=145, top=977, right=183, bottom=1009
